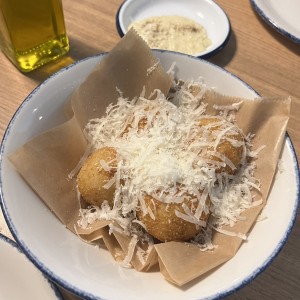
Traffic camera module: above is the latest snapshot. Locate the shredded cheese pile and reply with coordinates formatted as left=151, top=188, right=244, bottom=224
left=77, top=79, right=263, bottom=260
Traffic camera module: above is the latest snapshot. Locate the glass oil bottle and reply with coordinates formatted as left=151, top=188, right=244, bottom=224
left=0, top=0, right=69, bottom=72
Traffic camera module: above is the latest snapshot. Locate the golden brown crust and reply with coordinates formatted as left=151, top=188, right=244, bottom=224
left=77, top=147, right=117, bottom=207
left=77, top=113, right=245, bottom=242
left=198, top=117, right=245, bottom=174
left=122, top=106, right=159, bottom=136
left=137, top=194, right=210, bottom=242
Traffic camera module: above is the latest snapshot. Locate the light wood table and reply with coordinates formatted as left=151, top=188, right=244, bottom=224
left=0, top=1, right=299, bottom=299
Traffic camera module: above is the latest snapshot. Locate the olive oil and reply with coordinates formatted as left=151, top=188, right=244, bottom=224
left=0, top=0, right=69, bottom=72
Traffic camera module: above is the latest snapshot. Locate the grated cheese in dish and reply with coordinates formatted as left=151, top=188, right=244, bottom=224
left=128, top=15, right=212, bottom=55
left=76, top=79, right=263, bottom=262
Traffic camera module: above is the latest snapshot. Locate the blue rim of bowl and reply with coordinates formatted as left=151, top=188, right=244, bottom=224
left=0, top=232, right=65, bottom=300
left=115, top=0, right=231, bottom=59
left=250, top=0, right=300, bottom=44
left=0, top=50, right=299, bottom=300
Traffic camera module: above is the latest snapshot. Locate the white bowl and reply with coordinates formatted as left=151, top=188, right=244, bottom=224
left=0, top=233, right=63, bottom=300
left=116, top=0, right=231, bottom=58
left=0, top=51, right=299, bottom=300
left=250, top=0, right=300, bottom=44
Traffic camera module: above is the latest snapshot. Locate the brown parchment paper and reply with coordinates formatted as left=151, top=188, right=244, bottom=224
left=9, top=29, right=291, bottom=286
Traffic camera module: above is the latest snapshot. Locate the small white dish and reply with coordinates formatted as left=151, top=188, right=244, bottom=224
left=0, top=233, right=63, bottom=300
left=0, top=51, right=299, bottom=300
left=116, top=0, right=231, bottom=58
left=251, top=0, right=300, bottom=44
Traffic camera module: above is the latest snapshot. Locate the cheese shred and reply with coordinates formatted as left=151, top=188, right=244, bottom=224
left=77, top=78, right=263, bottom=265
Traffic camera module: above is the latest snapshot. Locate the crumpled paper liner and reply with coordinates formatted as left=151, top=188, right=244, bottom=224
left=9, top=29, right=291, bottom=286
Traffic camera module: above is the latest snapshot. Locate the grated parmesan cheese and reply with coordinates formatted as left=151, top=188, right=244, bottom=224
left=77, top=79, right=263, bottom=265
left=128, top=16, right=212, bottom=55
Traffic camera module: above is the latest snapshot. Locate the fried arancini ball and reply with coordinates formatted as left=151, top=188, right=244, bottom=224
left=77, top=147, right=117, bottom=207
left=184, top=84, right=245, bottom=174
left=122, top=105, right=161, bottom=135
left=123, top=116, right=147, bottom=135
left=198, top=117, right=245, bottom=175
left=137, top=194, right=210, bottom=242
